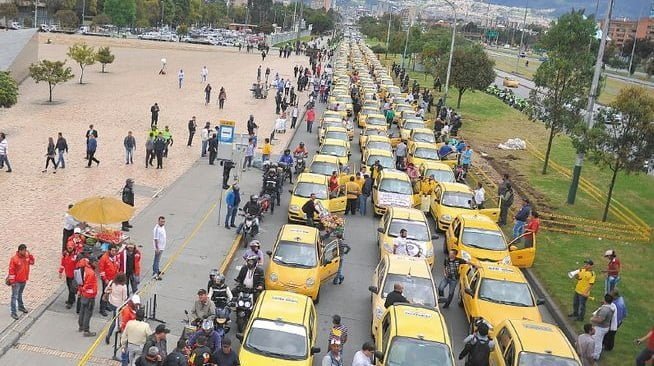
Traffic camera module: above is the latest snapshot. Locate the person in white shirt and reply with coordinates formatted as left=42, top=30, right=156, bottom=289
left=178, top=69, right=185, bottom=88
left=201, top=66, right=208, bottom=83
left=474, top=182, right=486, bottom=209
left=62, top=204, right=80, bottom=252
left=351, top=342, right=375, bottom=366
left=392, top=229, right=410, bottom=256
left=152, top=216, right=166, bottom=280
left=291, top=105, right=300, bottom=129
left=200, top=122, right=210, bottom=157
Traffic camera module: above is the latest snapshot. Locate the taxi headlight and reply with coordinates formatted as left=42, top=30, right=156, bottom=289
left=502, top=255, right=512, bottom=265
left=460, top=250, right=472, bottom=262
left=440, top=214, right=452, bottom=222
left=289, top=204, right=300, bottom=212
left=375, top=306, right=384, bottom=320
left=238, top=300, right=245, bottom=307
left=269, top=272, right=278, bottom=282
left=306, top=278, right=315, bottom=287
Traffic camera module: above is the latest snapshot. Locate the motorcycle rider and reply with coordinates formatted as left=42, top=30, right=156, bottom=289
left=207, top=270, right=233, bottom=316
left=235, top=255, right=264, bottom=299
left=242, top=240, right=264, bottom=267
left=278, top=149, right=294, bottom=183
left=188, top=319, right=222, bottom=355
left=293, top=142, right=309, bottom=174
left=191, top=289, right=216, bottom=325
left=236, top=195, right=261, bottom=236
left=261, top=165, right=280, bottom=210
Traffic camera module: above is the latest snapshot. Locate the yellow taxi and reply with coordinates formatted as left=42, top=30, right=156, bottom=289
left=236, top=290, right=321, bottom=366
left=394, top=103, right=415, bottom=119
left=307, top=154, right=340, bottom=178
left=288, top=173, right=346, bottom=223
left=387, top=85, right=402, bottom=96
left=459, top=262, right=544, bottom=336
left=398, top=118, right=426, bottom=140
left=319, top=117, right=354, bottom=141
left=359, top=125, right=388, bottom=148
left=361, top=135, right=392, bottom=156
left=320, top=126, right=351, bottom=149
left=368, top=254, right=438, bottom=334
left=418, top=161, right=455, bottom=184
left=377, top=207, right=437, bottom=267
left=407, top=141, right=440, bottom=167
left=317, top=138, right=350, bottom=166
left=435, top=142, right=460, bottom=168
left=502, top=76, right=520, bottom=88
left=430, top=182, right=500, bottom=231
left=491, top=319, right=582, bottom=366
left=264, top=225, right=342, bottom=302
left=372, top=169, right=418, bottom=216
left=327, top=98, right=353, bottom=118
left=445, top=214, right=511, bottom=264
left=358, top=107, right=381, bottom=127
left=360, top=113, right=387, bottom=129
left=374, top=304, right=456, bottom=366
left=409, top=128, right=437, bottom=145
left=363, top=148, right=395, bottom=172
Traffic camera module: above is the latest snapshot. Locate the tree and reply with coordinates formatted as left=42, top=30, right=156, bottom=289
left=528, top=10, right=596, bottom=174
left=29, top=60, right=74, bottom=103
left=104, top=0, right=136, bottom=27
left=588, top=87, right=654, bottom=221
left=92, top=13, right=111, bottom=26
left=0, top=72, right=19, bottom=108
left=0, top=2, right=18, bottom=27
left=435, top=44, right=495, bottom=108
left=56, top=9, right=79, bottom=28
left=95, top=47, right=115, bottom=73
left=67, top=43, right=96, bottom=84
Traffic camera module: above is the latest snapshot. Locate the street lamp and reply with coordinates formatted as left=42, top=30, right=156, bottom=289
left=385, top=11, right=392, bottom=59
left=514, top=0, right=528, bottom=74
left=442, top=0, right=457, bottom=107
left=401, top=9, right=412, bottom=69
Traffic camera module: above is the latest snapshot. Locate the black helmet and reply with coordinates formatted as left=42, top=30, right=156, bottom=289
left=299, top=142, right=305, bottom=146
left=284, top=149, right=291, bottom=154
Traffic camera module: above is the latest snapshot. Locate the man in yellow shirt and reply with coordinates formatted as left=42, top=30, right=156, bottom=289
left=569, top=259, right=596, bottom=321
left=345, top=176, right=361, bottom=215
left=354, top=172, right=365, bottom=191
left=261, top=138, right=272, bottom=161
left=420, top=175, right=437, bottom=196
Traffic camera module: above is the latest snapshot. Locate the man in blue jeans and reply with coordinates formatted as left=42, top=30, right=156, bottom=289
left=332, top=233, right=351, bottom=285
left=224, top=184, right=241, bottom=229
left=512, top=199, right=531, bottom=240
left=152, top=216, right=167, bottom=280
left=438, top=249, right=470, bottom=308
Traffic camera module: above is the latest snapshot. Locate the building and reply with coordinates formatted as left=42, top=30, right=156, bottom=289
left=0, top=28, right=38, bottom=83
left=602, top=17, right=654, bottom=47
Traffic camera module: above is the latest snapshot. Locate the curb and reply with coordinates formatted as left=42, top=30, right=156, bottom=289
left=523, top=268, right=578, bottom=343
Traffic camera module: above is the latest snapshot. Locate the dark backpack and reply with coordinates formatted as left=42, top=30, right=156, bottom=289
left=459, top=336, right=491, bottom=366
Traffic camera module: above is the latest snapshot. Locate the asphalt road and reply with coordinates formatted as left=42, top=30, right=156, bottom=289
left=224, top=99, right=555, bottom=365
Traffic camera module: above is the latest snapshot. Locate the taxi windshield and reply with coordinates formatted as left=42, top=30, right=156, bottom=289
left=367, top=155, right=395, bottom=169
left=425, top=169, right=455, bottom=183
left=367, top=141, right=392, bottom=151
left=367, top=117, right=386, bottom=126
left=273, top=241, right=317, bottom=268
left=415, top=148, right=439, bottom=160
left=413, top=133, right=435, bottom=143
left=320, top=144, right=347, bottom=157
left=326, top=131, right=348, bottom=141
left=441, top=191, right=474, bottom=209
left=329, top=103, right=347, bottom=111
left=386, top=337, right=454, bottom=366
left=294, top=182, right=328, bottom=200
left=364, top=128, right=386, bottom=136
left=379, top=179, right=413, bottom=195
left=478, top=278, right=534, bottom=307
left=388, top=219, right=430, bottom=241
left=309, top=162, right=337, bottom=176
left=403, top=122, right=424, bottom=130
left=244, top=319, right=308, bottom=360
left=324, top=122, right=344, bottom=129
left=518, top=352, right=580, bottom=366
left=461, top=228, right=507, bottom=251
left=382, top=274, right=436, bottom=307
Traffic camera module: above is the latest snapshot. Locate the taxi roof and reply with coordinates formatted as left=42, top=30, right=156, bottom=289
left=322, top=138, right=348, bottom=147
left=379, top=169, right=411, bottom=180
left=411, top=127, right=434, bottom=135
left=504, top=319, right=579, bottom=358
left=420, top=161, right=453, bottom=171
left=278, top=224, right=319, bottom=243
left=297, top=172, right=329, bottom=184
left=366, top=135, right=391, bottom=143
left=255, top=290, right=312, bottom=324
left=387, top=207, right=428, bottom=222
left=476, top=262, right=525, bottom=282
left=389, top=304, right=450, bottom=344
left=324, top=111, right=342, bottom=117
left=457, top=213, right=501, bottom=230
left=366, top=113, right=386, bottom=119
left=312, top=154, right=340, bottom=164
left=324, top=126, right=348, bottom=133
left=411, top=141, right=438, bottom=149
left=384, top=253, right=432, bottom=278
left=439, top=182, right=473, bottom=193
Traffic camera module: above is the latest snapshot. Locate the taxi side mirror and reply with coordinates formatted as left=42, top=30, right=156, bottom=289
left=464, top=287, right=474, bottom=296
left=374, top=351, right=384, bottom=361
left=377, top=227, right=384, bottom=234
left=536, top=298, right=545, bottom=305
left=266, top=250, right=272, bottom=257
left=235, top=333, right=244, bottom=342
left=311, top=346, right=321, bottom=355
left=368, top=286, right=379, bottom=294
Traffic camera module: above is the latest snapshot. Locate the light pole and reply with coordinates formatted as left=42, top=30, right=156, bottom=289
left=34, top=0, right=37, bottom=28
left=514, top=0, right=528, bottom=74
left=442, top=0, right=457, bottom=107
left=81, top=0, right=86, bottom=26
left=567, top=0, right=614, bottom=204
left=385, top=12, right=392, bottom=59
left=401, top=9, right=412, bottom=69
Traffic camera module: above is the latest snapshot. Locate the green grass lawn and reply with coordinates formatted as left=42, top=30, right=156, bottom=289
left=272, top=35, right=312, bottom=48
left=374, top=49, right=654, bottom=364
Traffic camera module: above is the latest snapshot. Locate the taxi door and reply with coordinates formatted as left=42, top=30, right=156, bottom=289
left=329, top=185, right=347, bottom=212
left=429, top=185, right=443, bottom=221
left=460, top=265, right=480, bottom=318
left=508, top=233, right=536, bottom=268
left=319, top=239, right=341, bottom=281
left=478, top=199, right=501, bottom=222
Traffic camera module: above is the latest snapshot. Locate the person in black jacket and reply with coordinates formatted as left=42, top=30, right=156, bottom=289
left=43, top=137, right=57, bottom=173
left=208, top=134, right=218, bottom=165
left=384, top=283, right=409, bottom=308
left=235, top=256, right=264, bottom=291
left=153, top=133, right=166, bottom=169
left=121, top=178, right=135, bottom=231
left=360, top=174, right=373, bottom=216
left=301, top=194, right=320, bottom=227
left=163, top=339, right=188, bottom=366
left=56, top=132, right=68, bottom=169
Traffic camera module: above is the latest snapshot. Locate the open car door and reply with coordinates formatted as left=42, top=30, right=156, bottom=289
left=508, top=232, right=536, bottom=268
left=320, top=239, right=341, bottom=281
left=329, top=185, right=347, bottom=212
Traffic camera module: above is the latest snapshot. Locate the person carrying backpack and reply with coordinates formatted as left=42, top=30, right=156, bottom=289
left=459, top=322, right=494, bottom=366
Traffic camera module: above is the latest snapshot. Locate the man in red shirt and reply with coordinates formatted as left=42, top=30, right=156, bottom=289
left=78, top=257, right=98, bottom=336
left=328, top=171, right=340, bottom=198
left=306, top=107, right=315, bottom=133
left=603, top=249, right=621, bottom=295
left=8, top=244, right=35, bottom=320
left=524, top=211, right=540, bottom=248
left=98, top=245, right=120, bottom=316
left=59, top=242, right=79, bottom=309
left=635, top=326, right=654, bottom=366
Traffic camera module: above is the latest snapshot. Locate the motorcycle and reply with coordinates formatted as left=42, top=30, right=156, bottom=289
left=258, top=193, right=273, bottom=215
left=181, top=310, right=199, bottom=342
left=294, top=154, right=307, bottom=175
left=278, top=162, right=293, bottom=185
left=238, top=211, right=259, bottom=248
left=234, top=287, right=256, bottom=333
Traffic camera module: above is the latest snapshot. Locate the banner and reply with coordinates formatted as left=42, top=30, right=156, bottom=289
left=378, top=192, right=412, bottom=207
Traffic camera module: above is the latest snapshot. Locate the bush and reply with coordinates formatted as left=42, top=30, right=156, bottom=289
left=0, top=71, right=19, bottom=108
left=371, top=44, right=387, bottom=54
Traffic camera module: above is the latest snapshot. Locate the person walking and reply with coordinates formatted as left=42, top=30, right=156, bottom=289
left=104, top=273, right=128, bottom=344
left=218, top=87, right=226, bottom=109
left=498, top=182, right=514, bottom=226
left=98, top=245, right=120, bottom=316
left=576, top=323, right=595, bottom=366
left=306, top=106, right=316, bottom=133
left=118, top=242, right=142, bottom=295
left=162, top=126, right=173, bottom=158
left=0, top=132, right=12, bottom=172
left=122, top=178, right=135, bottom=231
left=78, top=257, right=98, bottom=336
left=55, top=132, right=68, bottom=169
left=322, top=340, right=343, bottom=366
left=224, top=184, right=241, bottom=229
left=86, top=135, right=100, bottom=168
left=590, top=294, right=614, bottom=361
left=201, top=66, right=208, bottom=83
left=345, top=176, right=360, bottom=215
left=212, top=337, right=239, bottom=366
left=178, top=69, right=185, bottom=88
left=121, top=308, right=153, bottom=365
left=201, top=122, right=210, bottom=157
left=187, top=116, right=197, bottom=147
left=85, top=124, right=98, bottom=159
left=124, top=131, right=136, bottom=165
left=246, top=115, right=258, bottom=136
left=352, top=342, right=375, bottom=366
left=328, top=314, right=348, bottom=352
left=569, top=259, right=596, bottom=322
left=204, top=83, right=212, bottom=106
left=290, top=104, right=299, bottom=128
left=150, top=103, right=160, bottom=128
left=460, top=145, right=473, bottom=172
left=602, top=249, right=621, bottom=295
left=243, top=138, right=255, bottom=171
left=395, top=140, right=407, bottom=169
left=474, top=182, right=485, bottom=208
left=635, top=326, right=654, bottom=366
left=153, top=133, right=166, bottom=169
left=360, top=174, right=373, bottom=216
left=302, top=194, right=320, bottom=227
left=332, top=233, right=351, bottom=285
left=604, top=289, right=626, bottom=352
left=438, top=249, right=470, bottom=308
left=153, top=216, right=166, bottom=280
left=145, top=133, right=155, bottom=168
left=164, top=339, right=189, bottom=366
left=8, top=244, right=35, bottom=320
left=59, top=240, right=79, bottom=309
left=208, top=133, right=218, bottom=165
left=42, top=137, right=58, bottom=173
left=513, top=199, right=531, bottom=240
left=459, top=322, right=494, bottom=366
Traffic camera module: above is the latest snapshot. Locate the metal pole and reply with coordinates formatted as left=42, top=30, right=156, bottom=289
left=401, top=10, right=411, bottom=68
left=567, top=0, right=614, bottom=204
left=296, top=0, right=304, bottom=43
left=514, top=0, right=528, bottom=74
left=161, top=0, right=164, bottom=28
left=443, top=0, right=456, bottom=106
left=385, top=12, right=391, bottom=59
left=81, top=0, right=85, bottom=25
left=34, top=0, right=37, bottom=28
left=628, top=35, right=637, bottom=75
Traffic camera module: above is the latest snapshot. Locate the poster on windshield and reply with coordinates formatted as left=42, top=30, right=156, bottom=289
left=378, top=192, right=412, bottom=207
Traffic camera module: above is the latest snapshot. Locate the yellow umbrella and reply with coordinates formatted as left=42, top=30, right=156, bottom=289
left=69, top=196, right=135, bottom=224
